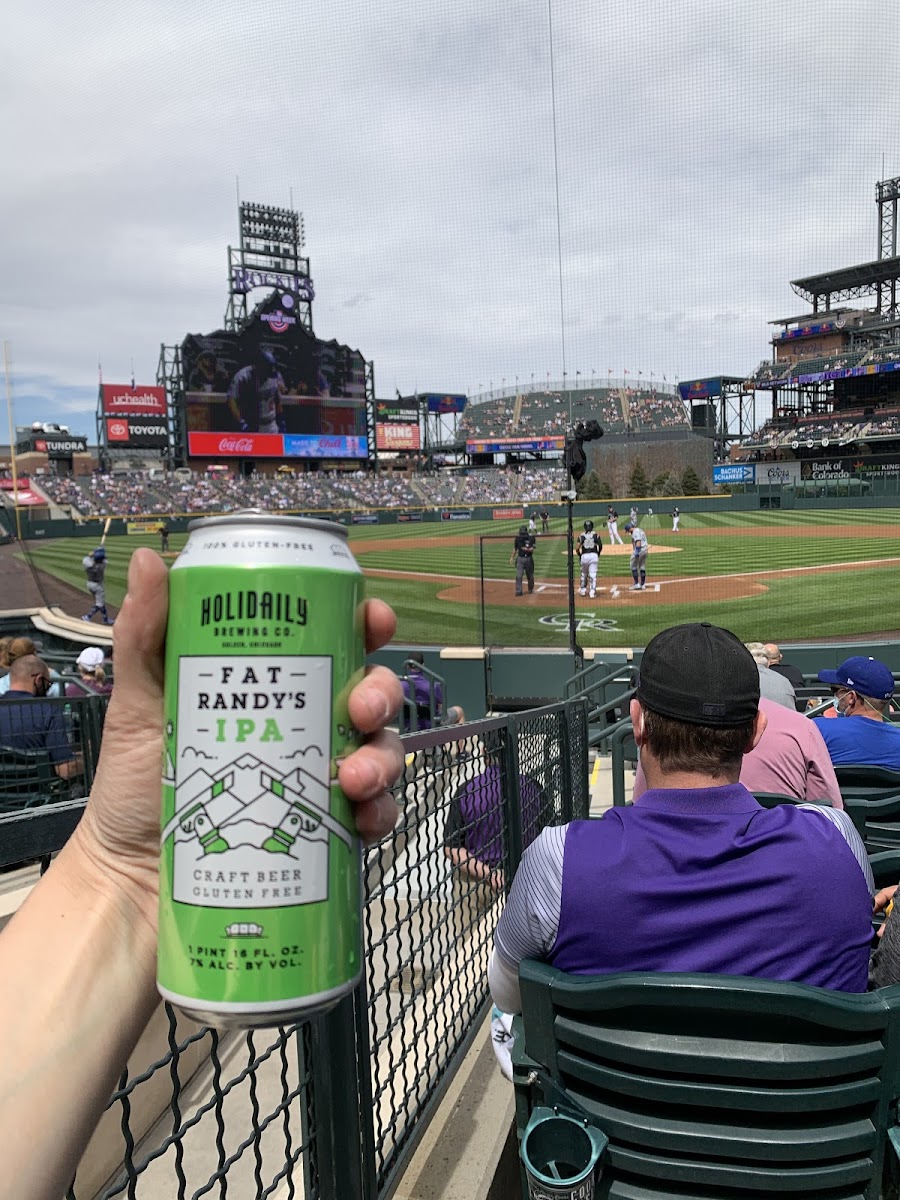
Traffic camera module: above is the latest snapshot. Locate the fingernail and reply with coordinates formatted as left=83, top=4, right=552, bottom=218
left=354, top=757, right=381, bottom=793
left=366, top=688, right=391, bottom=725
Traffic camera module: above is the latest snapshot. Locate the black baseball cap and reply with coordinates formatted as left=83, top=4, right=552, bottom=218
left=636, top=622, right=760, bottom=728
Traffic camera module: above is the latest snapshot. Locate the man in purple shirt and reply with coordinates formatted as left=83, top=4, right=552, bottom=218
left=489, top=623, right=873, bottom=1013
left=400, top=652, right=444, bottom=731
left=445, top=729, right=544, bottom=907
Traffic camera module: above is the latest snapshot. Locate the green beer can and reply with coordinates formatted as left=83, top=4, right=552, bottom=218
left=158, top=511, right=365, bottom=1026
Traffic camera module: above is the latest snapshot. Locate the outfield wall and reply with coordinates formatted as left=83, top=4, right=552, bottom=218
left=2, top=489, right=882, bottom=542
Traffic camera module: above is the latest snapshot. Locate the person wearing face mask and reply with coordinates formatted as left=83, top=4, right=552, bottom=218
left=812, top=656, right=900, bottom=770
left=0, top=655, right=82, bottom=779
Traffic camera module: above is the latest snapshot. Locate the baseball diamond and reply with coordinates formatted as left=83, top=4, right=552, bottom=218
left=11, top=505, right=900, bottom=648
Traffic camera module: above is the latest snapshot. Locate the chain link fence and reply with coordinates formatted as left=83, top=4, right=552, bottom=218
left=1, top=701, right=589, bottom=1200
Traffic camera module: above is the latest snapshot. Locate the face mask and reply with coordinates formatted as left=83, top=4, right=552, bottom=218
left=34, top=676, right=50, bottom=698
left=834, top=693, right=852, bottom=717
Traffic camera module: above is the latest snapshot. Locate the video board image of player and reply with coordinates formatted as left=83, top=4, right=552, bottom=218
left=181, top=317, right=366, bottom=440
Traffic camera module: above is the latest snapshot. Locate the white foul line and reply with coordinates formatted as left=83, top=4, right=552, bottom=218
left=653, top=556, right=900, bottom=589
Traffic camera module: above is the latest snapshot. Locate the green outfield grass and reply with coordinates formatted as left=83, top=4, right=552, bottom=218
left=19, top=507, right=900, bottom=648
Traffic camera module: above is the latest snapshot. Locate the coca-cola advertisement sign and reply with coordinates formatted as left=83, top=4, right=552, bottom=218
left=101, top=384, right=167, bottom=416
left=188, top=432, right=284, bottom=457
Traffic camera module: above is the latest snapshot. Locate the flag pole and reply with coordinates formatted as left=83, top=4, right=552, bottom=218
left=3, top=341, right=22, bottom=544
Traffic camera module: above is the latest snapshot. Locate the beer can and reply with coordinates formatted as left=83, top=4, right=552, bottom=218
left=157, top=511, right=365, bottom=1026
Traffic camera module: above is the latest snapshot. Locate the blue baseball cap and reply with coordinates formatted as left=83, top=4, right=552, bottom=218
left=818, top=656, right=895, bottom=701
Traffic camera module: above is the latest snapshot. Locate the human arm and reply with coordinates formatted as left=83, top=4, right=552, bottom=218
left=870, top=885, right=900, bottom=987
left=0, top=549, right=404, bottom=1200
left=444, top=845, right=504, bottom=891
left=803, top=721, right=843, bottom=808
left=488, top=824, right=567, bottom=1014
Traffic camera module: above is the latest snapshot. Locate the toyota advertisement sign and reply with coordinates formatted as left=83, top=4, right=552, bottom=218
left=105, top=418, right=169, bottom=449
left=100, top=384, right=167, bottom=416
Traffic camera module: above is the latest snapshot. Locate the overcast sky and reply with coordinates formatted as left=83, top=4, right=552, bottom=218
left=2, top=0, right=899, bottom=432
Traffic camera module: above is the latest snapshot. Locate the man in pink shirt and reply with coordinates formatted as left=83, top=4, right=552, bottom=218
left=633, top=696, right=842, bottom=808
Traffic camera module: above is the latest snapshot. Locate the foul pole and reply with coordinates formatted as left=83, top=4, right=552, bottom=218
left=2, top=341, right=22, bottom=543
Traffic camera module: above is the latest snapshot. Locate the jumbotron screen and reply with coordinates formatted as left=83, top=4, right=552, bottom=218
left=181, top=297, right=368, bottom=458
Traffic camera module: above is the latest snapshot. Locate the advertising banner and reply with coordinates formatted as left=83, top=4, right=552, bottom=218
left=492, top=506, right=525, bottom=520
left=375, top=400, right=420, bottom=422
left=678, top=379, right=722, bottom=402
left=188, top=432, right=285, bottom=458
left=106, top=418, right=168, bottom=449
left=34, top=437, right=89, bottom=457
left=424, top=393, right=467, bottom=414
left=283, top=434, right=368, bottom=459
left=713, top=464, right=755, bottom=484
left=187, top=431, right=368, bottom=459
left=440, top=508, right=473, bottom=521
left=375, top=423, right=421, bottom=451
left=466, top=436, right=565, bottom=454
left=101, top=384, right=167, bottom=416
left=351, top=512, right=379, bottom=525
left=397, top=511, right=424, bottom=523
left=127, top=521, right=165, bottom=535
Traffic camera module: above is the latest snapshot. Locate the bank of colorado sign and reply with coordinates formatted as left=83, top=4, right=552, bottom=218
left=100, top=384, right=167, bottom=416
left=106, top=418, right=168, bottom=449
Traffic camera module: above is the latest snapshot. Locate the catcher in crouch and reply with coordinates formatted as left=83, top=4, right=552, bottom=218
left=577, top=519, right=602, bottom=598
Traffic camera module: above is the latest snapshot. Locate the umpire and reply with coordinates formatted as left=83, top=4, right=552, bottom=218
left=510, top=524, right=536, bottom=596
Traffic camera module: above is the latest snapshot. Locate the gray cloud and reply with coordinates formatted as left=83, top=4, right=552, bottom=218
left=2, top=0, right=899, bottom=429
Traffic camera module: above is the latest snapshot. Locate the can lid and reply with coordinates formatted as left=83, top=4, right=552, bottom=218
left=187, top=510, right=349, bottom=540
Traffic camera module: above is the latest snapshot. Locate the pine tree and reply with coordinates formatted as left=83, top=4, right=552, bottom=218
left=681, top=465, right=702, bottom=495
left=661, top=475, right=681, bottom=497
left=651, top=472, right=671, bottom=495
left=628, top=459, right=649, bottom=497
left=597, top=479, right=613, bottom=500
left=576, top=469, right=603, bottom=499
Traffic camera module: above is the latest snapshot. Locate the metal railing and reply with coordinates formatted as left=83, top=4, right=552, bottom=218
left=2, top=699, right=589, bottom=1200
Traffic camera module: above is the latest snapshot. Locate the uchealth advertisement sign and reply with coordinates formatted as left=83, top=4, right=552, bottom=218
left=493, top=506, right=524, bottom=520
left=101, top=384, right=167, bottom=416
left=106, top=418, right=169, bottom=449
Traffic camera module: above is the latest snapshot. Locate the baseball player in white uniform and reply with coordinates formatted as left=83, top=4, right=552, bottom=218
left=672, top=506, right=681, bottom=532
left=577, top=519, right=602, bottom=598
left=606, top=505, right=624, bottom=546
left=625, top=522, right=649, bottom=591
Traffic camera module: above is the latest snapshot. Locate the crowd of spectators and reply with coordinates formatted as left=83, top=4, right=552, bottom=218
left=460, top=469, right=517, bottom=503
left=628, top=389, right=689, bottom=430
left=458, top=386, right=684, bottom=443
left=38, top=470, right=422, bottom=516
left=37, top=464, right=579, bottom=517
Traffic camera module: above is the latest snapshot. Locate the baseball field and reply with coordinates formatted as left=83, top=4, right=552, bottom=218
left=17, top=506, right=900, bottom=648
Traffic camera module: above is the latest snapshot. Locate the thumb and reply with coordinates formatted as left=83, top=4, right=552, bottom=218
left=77, top=549, right=169, bottom=887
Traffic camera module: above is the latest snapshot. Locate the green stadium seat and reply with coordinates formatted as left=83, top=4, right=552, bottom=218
left=513, top=960, right=900, bottom=1199
left=842, top=795, right=900, bottom=851
left=0, top=745, right=70, bottom=811
left=835, top=767, right=900, bottom=803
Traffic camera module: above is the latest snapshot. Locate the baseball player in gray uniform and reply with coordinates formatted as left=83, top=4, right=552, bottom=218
left=624, top=522, right=649, bottom=591
left=82, top=547, right=113, bottom=624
